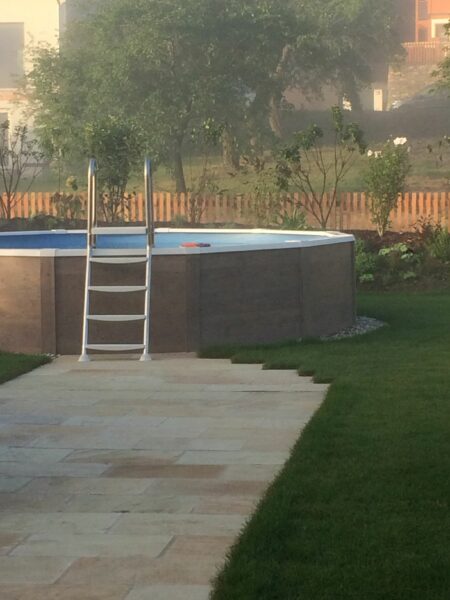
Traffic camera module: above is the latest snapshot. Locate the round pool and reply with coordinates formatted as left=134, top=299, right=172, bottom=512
left=0, top=228, right=348, bottom=250
left=0, top=228, right=355, bottom=355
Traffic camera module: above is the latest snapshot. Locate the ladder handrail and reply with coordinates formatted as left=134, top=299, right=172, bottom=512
left=87, top=158, right=97, bottom=247
left=80, top=158, right=97, bottom=362
left=140, top=157, right=154, bottom=362
left=144, top=158, right=154, bottom=247
left=80, top=157, right=153, bottom=362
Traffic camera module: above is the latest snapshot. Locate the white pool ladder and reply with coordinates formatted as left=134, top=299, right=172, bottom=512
left=79, top=158, right=154, bottom=362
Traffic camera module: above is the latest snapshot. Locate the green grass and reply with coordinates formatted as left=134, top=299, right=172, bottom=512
left=0, top=352, right=51, bottom=385
left=206, top=292, right=450, bottom=600
left=24, top=139, right=450, bottom=195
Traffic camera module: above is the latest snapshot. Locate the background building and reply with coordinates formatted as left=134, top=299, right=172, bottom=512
left=288, top=0, right=450, bottom=113
left=416, top=0, right=450, bottom=40
left=397, top=0, right=417, bottom=42
left=389, top=0, right=450, bottom=108
left=0, top=0, right=60, bottom=128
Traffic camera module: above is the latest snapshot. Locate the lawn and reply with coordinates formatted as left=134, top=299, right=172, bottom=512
left=24, top=138, right=450, bottom=195
left=205, top=292, right=450, bottom=600
left=0, top=352, right=51, bottom=385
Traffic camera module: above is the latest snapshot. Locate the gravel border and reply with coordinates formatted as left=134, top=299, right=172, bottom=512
left=320, top=316, right=386, bottom=341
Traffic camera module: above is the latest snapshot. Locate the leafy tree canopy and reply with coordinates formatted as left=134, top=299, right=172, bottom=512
left=26, top=0, right=402, bottom=192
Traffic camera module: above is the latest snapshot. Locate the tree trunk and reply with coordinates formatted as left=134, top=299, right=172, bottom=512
left=5, top=195, right=12, bottom=221
left=340, top=78, right=363, bottom=115
left=173, top=143, right=187, bottom=194
left=268, top=44, right=292, bottom=139
left=221, top=127, right=240, bottom=172
left=269, top=96, right=283, bottom=138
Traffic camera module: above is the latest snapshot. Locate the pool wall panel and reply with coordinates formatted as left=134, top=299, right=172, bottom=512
left=0, top=257, right=50, bottom=354
left=54, top=255, right=196, bottom=354
left=198, top=249, right=303, bottom=348
left=54, top=257, right=84, bottom=355
left=40, top=257, right=57, bottom=354
left=299, top=243, right=356, bottom=338
left=0, top=240, right=355, bottom=355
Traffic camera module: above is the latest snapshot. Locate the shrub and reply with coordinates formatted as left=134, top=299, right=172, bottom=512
left=27, top=213, right=60, bottom=230
left=52, top=176, right=83, bottom=222
left=378, top=243, right=419, bottom=285
left=356, top=240, right=423, bottom=288
left=250, top=168, right=282, bottom=227
left=271, top=206, right=307, bottom=230
left=426, top=226, right=450, bottom=263
left=0, top=121, right=45, bottom=220
left=355, top=239, right=378, bottom=284
left=365, top=138, right=411, bottom=238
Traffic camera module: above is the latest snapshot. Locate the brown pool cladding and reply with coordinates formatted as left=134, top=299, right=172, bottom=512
left=0, top=243, right=355, bottom=355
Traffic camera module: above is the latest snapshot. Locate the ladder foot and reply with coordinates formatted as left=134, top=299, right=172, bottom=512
left=139, top=353, right=152, bottom=362
left=78, top=354, right=90, bottom=363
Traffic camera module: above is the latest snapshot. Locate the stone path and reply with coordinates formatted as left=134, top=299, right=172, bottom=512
left=0, top=355, right=326, bottom=599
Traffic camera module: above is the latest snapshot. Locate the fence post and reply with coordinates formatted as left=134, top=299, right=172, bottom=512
left=338, top=192, right=344, bottom=231
left=43, top=192, right=51, bottom=216
left=444, top=192, right=450, bottom=227
left=396, top=193, right=402, bottom=231
left=152, top=192, right=159, bottom=223
left=22, top=193, right=29, bottom=218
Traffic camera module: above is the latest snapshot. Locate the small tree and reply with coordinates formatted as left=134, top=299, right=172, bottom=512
left=84, top=116, right=143, bottom=222
left=251, top=168, right=284, bottom=227
left=249, top=167, right=305, bottom=229
left=0, top=121, right=45, bottom=220
left=275, top=107, right=366, bottom=229
left=365, top=138, right=411, bottom=238
left=185, top=118, right=225, bottom=224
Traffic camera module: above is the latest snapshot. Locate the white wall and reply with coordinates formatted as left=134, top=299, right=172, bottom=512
left=0, top=0, right=59, bottom=52
left=0, top=0, right=59, bottom=128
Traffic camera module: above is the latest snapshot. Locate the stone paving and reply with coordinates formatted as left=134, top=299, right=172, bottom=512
left=0, top=355, right=327, bottom=599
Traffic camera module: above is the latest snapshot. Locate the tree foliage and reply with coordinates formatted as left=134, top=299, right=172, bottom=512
left=84, top=116, right=143, bottom=221
left=28, top=0, right=244, bottom=193
left=26, top=0, right=401, bottom=194
left=315, top=0, right=403, bottom=110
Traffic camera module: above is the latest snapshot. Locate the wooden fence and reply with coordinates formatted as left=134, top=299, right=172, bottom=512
left=403, top=41, right=448, bottom=66
left=2, top=190, right=450, bottom=231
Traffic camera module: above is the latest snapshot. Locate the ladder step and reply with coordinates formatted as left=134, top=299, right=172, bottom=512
left=90, top=257, right=148, bottom=264
left=91, top=249, right=147, bottom=257
left=86, top=344, right=145, bottom=352
left=92, top=227, right=147, bottom=235
left=88, top=314, right=146, bottom=322
left=89, top=286, right=147, bottom=293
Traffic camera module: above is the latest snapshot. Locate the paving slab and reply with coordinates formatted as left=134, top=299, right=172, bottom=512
left=125, top=585, right=210, bottom=600
left=2, top=585, right=131, bottom=600
left=0, top=355, right=326, bottom=598
left=0, top=556, right=73, bottom=584
left=11, top=532, right=173, bottom=558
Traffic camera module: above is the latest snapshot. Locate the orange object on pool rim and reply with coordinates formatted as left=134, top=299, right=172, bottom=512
left=180, top=242, right=211, bottom=248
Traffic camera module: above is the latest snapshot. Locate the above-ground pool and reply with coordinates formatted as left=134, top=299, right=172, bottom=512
left=0, top=229, right=347, bottom=250
left=0, top=228, right=356, bottom=355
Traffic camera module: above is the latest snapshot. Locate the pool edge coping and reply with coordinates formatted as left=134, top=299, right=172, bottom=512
left=0, top=228, right=355, bottom=256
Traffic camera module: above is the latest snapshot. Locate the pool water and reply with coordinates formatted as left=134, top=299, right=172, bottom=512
left=0, top=230, right=326, bottom=250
